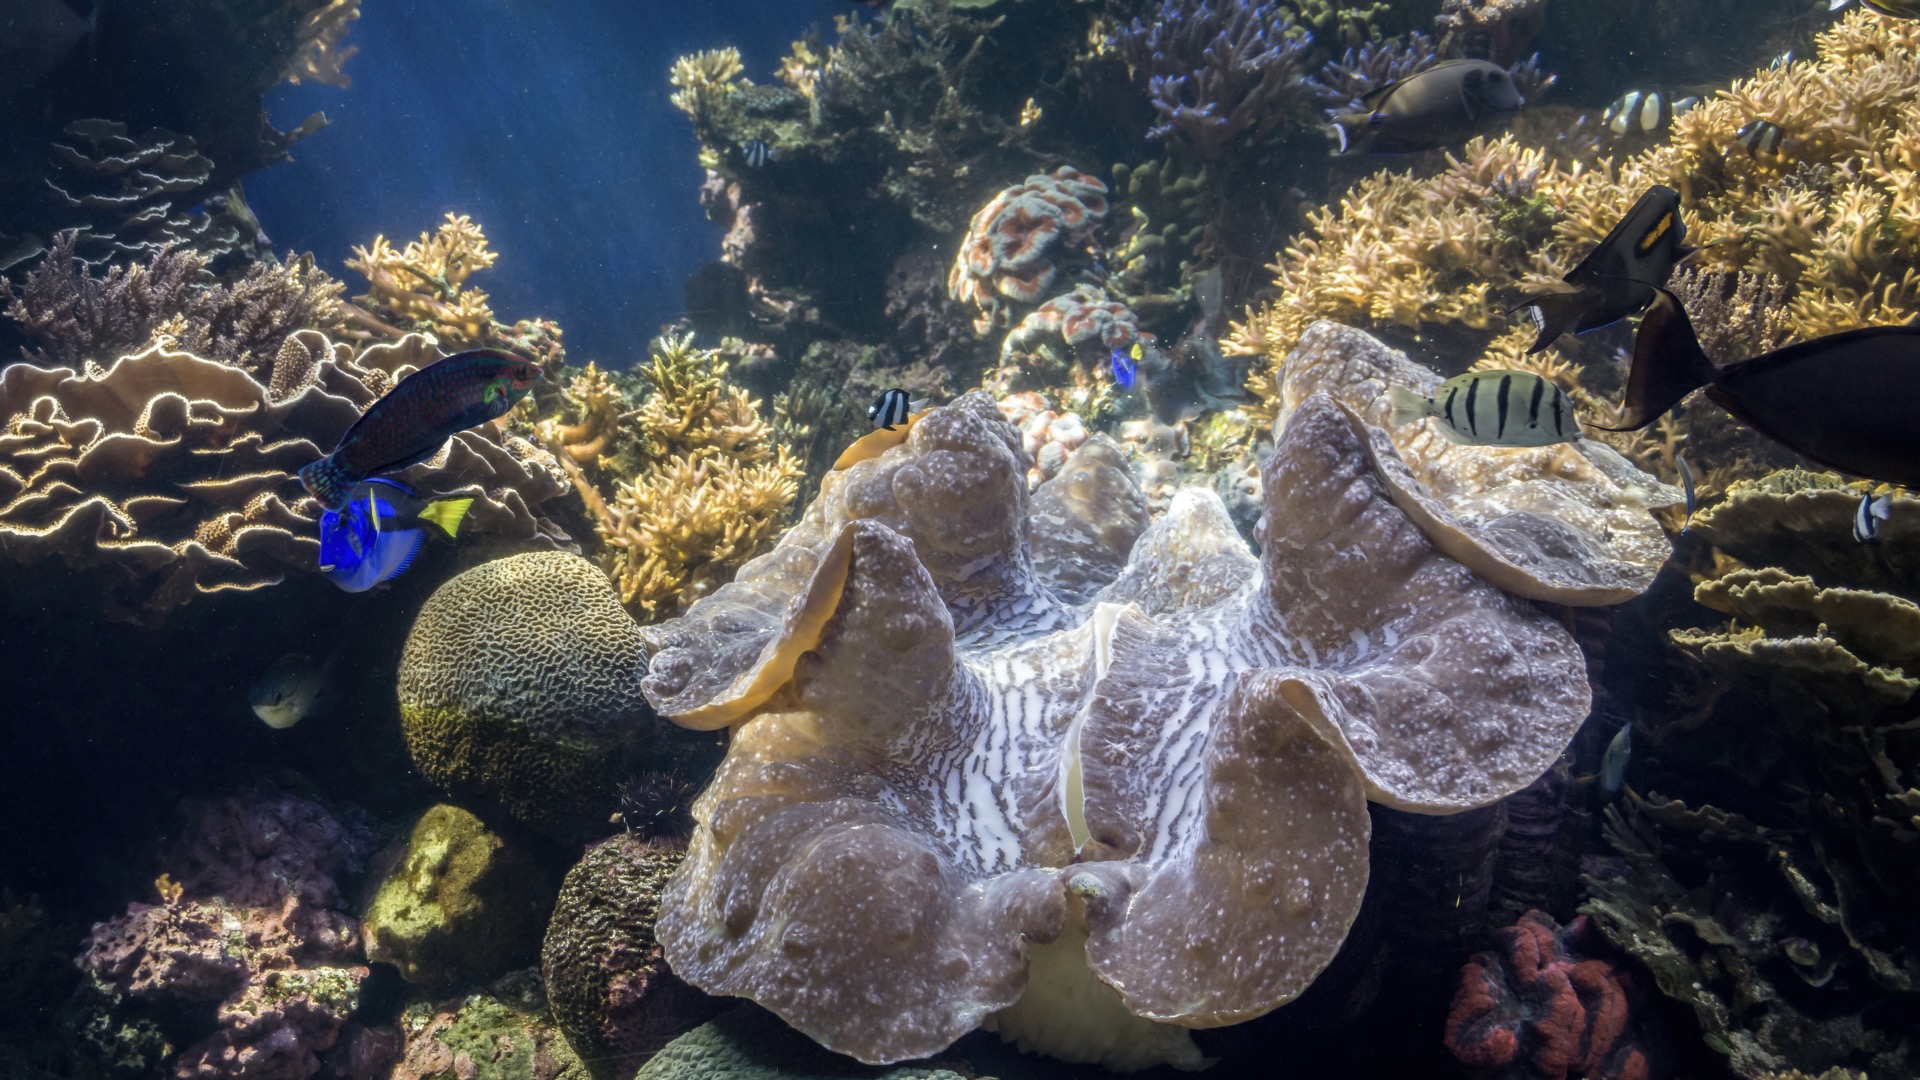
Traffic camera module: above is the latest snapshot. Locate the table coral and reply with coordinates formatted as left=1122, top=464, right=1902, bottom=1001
left=636, top=322, right=1669, bottom=1070
left=1236, top=10, right=1920, bottom=399
left=0, top=330, right=568, bottom=622
left=1446, top=910, right=1659, bottom=1080
left=77, top=785, right=371, bottom=1080
left=396, top=551, right=656, bottom=840
left=948, top=167, right=1110, bottom=335
left=541, top=834, right=721, bottom=1069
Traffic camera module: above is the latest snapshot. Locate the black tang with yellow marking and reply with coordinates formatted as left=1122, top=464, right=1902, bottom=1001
left=1388, top=370, right=1581, bottom=447
left=1509, top=185, right=1695, bottom=354
left=1602, top=287, right=1920, bottom=487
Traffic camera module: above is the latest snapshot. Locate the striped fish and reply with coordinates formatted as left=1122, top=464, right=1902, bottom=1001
left=741, top=138, right=777, bottom=168
left=867, top=387, right=927, bottom=431
left=1833, top=0, right=1920, bottom=18
left=1733, top=120, right=1789, bottom=158
left=1601, top=90, right=1699, bottom=137
left=1854, top=491, right=1892, bottom=543
left=1387, top=370, right=1581, bottom=447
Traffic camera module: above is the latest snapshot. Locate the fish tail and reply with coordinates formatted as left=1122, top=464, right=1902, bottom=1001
left=1387, top=385, right=1432, bottom=428
left=417, top=496, right=475, bottom=539
left=298, top=454, right=356, bottom=511
left=1509, top=288, right=1589, bottom=354
left=1594, top=288, right=1716, bottom=432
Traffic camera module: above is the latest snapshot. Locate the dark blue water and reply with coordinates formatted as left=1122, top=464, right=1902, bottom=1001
left=248, top=0, right=847, bottom=367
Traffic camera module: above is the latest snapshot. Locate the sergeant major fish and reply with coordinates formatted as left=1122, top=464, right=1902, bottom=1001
left=1388, top=369, right=1580, bottom=446
left=300, top=349, right=542, bottom=511
left=319, top=479, right=474, bottom=593
left=1509, top=185, right=1695, bottom=354
left=1330, top=59, right=1526, bottom=156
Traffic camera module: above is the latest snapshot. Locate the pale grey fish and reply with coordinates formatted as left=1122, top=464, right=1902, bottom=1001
left=1598, top=722, right=1632, bottom=800
left=1677, top=454, right=1696, bottom=534
left=249, top=652, right=335, bottom=729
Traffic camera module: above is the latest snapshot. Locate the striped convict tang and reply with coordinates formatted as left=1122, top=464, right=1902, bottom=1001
left=1387, top=370, right=1582, bottom=447
left=867, top=387, right=927, bottom=431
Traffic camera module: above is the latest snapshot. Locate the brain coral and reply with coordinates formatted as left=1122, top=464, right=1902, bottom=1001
left=637, top=324, right=1671, bottom=1070
left=396, top=551, right=656, bottom=840
left=0, top=330, right=568, bottom=621
left=541, top=834, right=721, bottom=1069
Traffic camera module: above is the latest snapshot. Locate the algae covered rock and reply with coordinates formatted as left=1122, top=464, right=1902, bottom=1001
left=541, top=834, right=721, bottom=1070
left=393, top=986, right=588, bottom=1080
left=362, top=804, right=558, bottom=988
left=397, top=551, right=654, bottom=839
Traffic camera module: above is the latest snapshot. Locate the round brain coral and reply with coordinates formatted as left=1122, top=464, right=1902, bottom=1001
left=541, top=833, right=721, bottom=1068
left=396, top=551, right=654, bottom=839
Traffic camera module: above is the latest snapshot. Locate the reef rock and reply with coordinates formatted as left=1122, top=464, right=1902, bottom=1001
left=638, top=323, right=1667, bottom=1071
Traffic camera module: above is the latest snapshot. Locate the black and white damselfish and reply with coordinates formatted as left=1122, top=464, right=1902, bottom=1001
left=867, top=388, right=927, bottom=431
left=1602, top=90, right=1700, bottom=138
left=1508, top=184, right=1696, bottom=354
left=1388, top=370, right=1581, bottom=447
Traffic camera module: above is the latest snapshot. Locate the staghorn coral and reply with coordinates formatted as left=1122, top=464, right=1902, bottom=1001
left=1238, top=8, right=1920, bottom=446
left=634, top=323, right=1672, bottom=1070
left=0, top=331, right=568, bottom=622
left=948, top=167, right=1110, bottom=335
left=1116, top=0, right=1319, bottom=156
left=6, top=231, right=345, bottom=374
left=598, top=334, right=800, bottom=618
left=668, top=47, right=746, bottom=119
left=396, top=551, right=656, bottom=840
left=344, top=214, right=499, bottom=348
left=1446, top=909, right=1662, bottom=1080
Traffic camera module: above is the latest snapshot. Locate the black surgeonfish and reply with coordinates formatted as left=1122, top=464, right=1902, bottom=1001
left=1508, top=185, right=1694, bottom=354
left=1330, top=60, right=1525, bottom=156
left=1601, top=288, right=1920, bottom=487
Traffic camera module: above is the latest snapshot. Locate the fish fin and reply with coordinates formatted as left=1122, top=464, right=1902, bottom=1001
left=1358, top=81, right=1398, bottom=110
left=416, top=497, right=474, bottom=539
left=298, top=455, right=356, bottom=511
left=908, top=398, right=930, bottom=412
left=1327, top=116, right=1358, bottom=156
left=384, top=531, right=429, bottom=584
left=1386, top=385, right=1432, bottom=428
left=1507, top=282, right=1594, bottom=354
left=1594, top=288, right=1717, bottom=432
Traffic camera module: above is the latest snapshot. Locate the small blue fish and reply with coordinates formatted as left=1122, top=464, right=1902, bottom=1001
left=318, top=479, right=473, bottom=593
left=1111, top=342, right=1140, bottom=391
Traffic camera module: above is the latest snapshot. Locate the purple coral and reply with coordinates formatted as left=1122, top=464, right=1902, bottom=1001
left=1117, top=0, right=1317, bottom=154
left=77, top=785, right=372, bottom=1080
left=1307, top=32, right=1442, bottom=113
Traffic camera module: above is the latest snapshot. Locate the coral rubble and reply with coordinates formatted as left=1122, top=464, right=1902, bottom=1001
left=635, top=324, right=1671, bottom=1069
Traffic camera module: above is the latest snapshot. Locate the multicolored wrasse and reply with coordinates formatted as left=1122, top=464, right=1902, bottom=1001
left=318, top=479, right=473, bottom=593
left=1603, top=288, right=1920, bottom=487
left=300, top=349, right=541, bottom=511
left=1509, top=185, right=1695, bottom=354
left=1388, top=370, right=1580, bottom=447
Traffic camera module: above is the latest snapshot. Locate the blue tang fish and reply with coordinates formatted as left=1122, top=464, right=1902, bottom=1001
left=1111, top=342, right=1140, bottom=391
left=318, top=479, right=474, bottom=593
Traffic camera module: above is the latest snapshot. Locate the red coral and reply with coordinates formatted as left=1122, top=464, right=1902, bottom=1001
left=1446, top=910, right=1659, bottom=1080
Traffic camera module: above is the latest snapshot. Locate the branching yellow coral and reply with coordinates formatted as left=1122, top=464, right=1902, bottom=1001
left=601, top=334, right=800, bottom=618
left=670, top=47, right=745, bottom=117
left=346, top=214, right=498, bottom=347
left=1237, top=10, right=1920, bottom=380
left=284, top=0, right=361, bottom=87
left=538, top=364, right=626, bottom=468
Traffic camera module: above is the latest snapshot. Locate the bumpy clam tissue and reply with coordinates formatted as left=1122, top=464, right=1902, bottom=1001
left=637, top=323, right=1670, bottom=1071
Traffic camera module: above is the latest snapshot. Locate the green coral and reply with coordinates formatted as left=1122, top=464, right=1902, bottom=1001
left=399, top=990, right=589, bottom=1080
left=363, top=804, right=558, bottom=988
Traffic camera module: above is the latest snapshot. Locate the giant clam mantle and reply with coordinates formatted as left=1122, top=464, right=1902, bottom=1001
left=636, top=323, right=1679, bottom=1070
